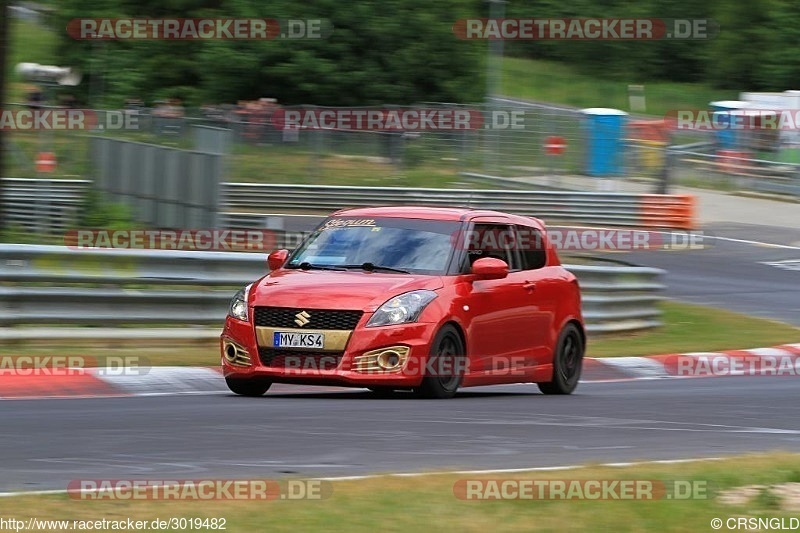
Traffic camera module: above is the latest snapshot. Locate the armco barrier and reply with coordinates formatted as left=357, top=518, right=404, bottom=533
left=1, top=178, right=90, bottom=234
left=220, top=183, right=696, bottom=229
left=567, top=263, right=666, bottom=333
left=1, top=178, right=695, bottom=232
left=0, top=245, right=664, bottom=333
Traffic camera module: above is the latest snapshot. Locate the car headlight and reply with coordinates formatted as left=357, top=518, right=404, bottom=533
left=228, top=284, right=251, bottom=322
left=367, top=290, right=437, bottom=327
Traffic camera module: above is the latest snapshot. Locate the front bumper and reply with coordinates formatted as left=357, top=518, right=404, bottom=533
left=220, top=316, right=439, bottom=387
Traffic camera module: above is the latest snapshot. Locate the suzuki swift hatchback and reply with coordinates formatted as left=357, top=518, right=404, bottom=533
left=221, top=206, right=584, bottom=399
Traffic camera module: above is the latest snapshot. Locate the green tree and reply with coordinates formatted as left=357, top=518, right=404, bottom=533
left=54, top=0, right=484, bottom=106
left=505, top=0, right=715, bottom=83
left=756, top=0, right=800, bottom=90
left=709, top=0, right=773, bottom=89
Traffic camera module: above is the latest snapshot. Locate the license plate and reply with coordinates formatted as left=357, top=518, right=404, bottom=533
left=273, top=332, right=324, bottom=349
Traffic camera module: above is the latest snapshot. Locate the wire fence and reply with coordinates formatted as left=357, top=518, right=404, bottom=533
left=2, top=99, right=798, bottom=211
left=0, top=100, right=641, bottom=185
left=669, top=149, right=800, bottom=196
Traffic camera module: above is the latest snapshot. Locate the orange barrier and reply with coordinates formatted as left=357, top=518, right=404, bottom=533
left=639, top=194, right=697, bottom=230
left=628, top=120, right=670, bottom=142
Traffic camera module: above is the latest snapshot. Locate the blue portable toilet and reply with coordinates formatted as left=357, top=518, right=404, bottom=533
left=581, top=108, right=628, bottom=176
left=710, top=100, right=750, bottom=149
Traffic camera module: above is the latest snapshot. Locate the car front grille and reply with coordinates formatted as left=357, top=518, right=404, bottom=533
left=253, top=307, right=363, bottom=330
left=258, top=348, right=343, bottom=371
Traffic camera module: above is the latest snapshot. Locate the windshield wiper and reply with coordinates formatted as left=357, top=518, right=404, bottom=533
left=340, top=262, right=411, bottom=274
left=289, top=262, right=346, bottom=271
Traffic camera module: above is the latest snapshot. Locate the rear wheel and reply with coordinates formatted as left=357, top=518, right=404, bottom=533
left=537, top=324, right=583, bottom=395
left=416, top=325, right=465, bottom=399
left=225, top=377, right=272, bottom=397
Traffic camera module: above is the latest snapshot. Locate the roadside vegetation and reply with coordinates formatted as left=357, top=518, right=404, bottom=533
left=501, top=57, right=738, bottom=116
left=5, top=17, right=741, bottom=185
left=1, top=453, right=798, bottom=532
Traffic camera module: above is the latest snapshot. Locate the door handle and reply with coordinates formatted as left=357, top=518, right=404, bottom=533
left=523, top=281, right=536, bottom=291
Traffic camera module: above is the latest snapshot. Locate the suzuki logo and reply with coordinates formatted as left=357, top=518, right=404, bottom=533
left=294, top=311, right=311, bottom=327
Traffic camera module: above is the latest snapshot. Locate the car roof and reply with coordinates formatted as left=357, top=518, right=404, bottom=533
left=330, top=206, right=545, bottom=227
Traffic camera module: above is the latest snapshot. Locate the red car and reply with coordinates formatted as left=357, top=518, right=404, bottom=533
left=221, top=206, right=585, bottom=399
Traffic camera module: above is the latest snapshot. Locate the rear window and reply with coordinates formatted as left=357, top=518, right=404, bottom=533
left=516, top=225, right=548, bottom=270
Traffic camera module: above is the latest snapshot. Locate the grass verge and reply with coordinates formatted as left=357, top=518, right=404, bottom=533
left=588, top=300, right=800, bottom=358
left=0, top=453, right=799, bottom=532
left=501, top=57, right=738, bottom=116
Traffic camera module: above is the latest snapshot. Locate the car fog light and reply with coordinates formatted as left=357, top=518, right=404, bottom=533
left=377, top=350, right=403, bottom=370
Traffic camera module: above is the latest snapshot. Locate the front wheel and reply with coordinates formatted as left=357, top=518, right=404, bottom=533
left=225, top=376, right=272, bottom=397
left=416, top=325, right=465, bottom=399
left=537, top=323, right=584, bottom=395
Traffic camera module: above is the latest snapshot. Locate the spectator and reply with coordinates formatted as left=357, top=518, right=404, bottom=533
left=26, top=87, right=44, bottom=109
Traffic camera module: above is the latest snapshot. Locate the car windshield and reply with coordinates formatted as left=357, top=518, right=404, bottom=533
left=287, top=217, right=460, bottom=275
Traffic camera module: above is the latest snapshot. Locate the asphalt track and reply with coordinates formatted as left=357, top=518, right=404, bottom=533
left=2, top=376, right=799, bottom=493
left=597, top=222, right=800, bottom=325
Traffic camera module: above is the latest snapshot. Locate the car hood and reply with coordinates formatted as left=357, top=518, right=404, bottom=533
left=251, top=269, right=444, bottom=311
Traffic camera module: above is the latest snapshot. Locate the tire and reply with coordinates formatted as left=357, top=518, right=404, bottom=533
left=537, top=323, right=584, bottom=395
left=225, top=376, right=272, bottom=397
left=416, top=324, right=465, bottom=399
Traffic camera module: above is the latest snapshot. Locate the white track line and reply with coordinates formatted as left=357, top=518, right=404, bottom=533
left=551, top=224, right=800, bottom=251
left=703, top=235, right=800, bottom=250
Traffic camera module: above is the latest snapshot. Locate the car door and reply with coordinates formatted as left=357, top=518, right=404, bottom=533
left=513, top=223, right=558, bottom=373
left=460, top=219, right=537, bottom=377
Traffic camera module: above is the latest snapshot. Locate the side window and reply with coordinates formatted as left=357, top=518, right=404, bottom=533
left=463, top=223, right=521, bottom=272
left=516, top=225, right=547, bottom=270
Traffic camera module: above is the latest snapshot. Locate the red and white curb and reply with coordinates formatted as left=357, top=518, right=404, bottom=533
left=583, top=343, right=800, bottom=382
left=0, top=366, right=223, bottom=400
left=1, top=344, right=798, bottom=400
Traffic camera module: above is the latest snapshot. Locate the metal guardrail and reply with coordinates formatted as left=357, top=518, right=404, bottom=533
left=0, top=245, right=664, bottom=333
left=1, top=178, right=696, bottom=234
left=0, top=245, right=263, bottom=326
left=1, top=178, right=90, bottom=234
left=220, top=183, right=696, bottom=229
left=567, top=264, right=665, bottom=333
left=672, top=150, right=800, bottom=197
left=0, top=243, right=267, bottom=286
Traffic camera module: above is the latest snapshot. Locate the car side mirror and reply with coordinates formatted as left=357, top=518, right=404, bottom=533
left=267, top=249, right=289, bottom=271
left=471, top=257, right=509, bottom=280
